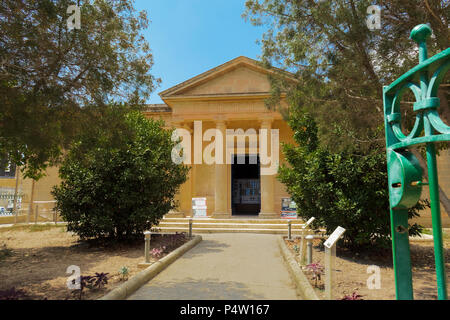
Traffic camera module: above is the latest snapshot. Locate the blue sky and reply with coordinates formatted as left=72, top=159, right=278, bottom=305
left=134, top=0, right=268, bottom=104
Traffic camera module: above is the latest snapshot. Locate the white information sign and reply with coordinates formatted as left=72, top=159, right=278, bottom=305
left=192, top=197, right=207, bottom=217
left=304, top=217, right=315, bottom=228
left=324, top=226, right=346, bottom=249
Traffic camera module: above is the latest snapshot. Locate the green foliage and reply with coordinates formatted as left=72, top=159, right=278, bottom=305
left=245, top=0, right=441, bottom=249
left=0, top=0, right=159, bottom=179
left=243, top=0, right=449, bottom=152
left=278, top=112, right=427, bottom=251
left=71, top=272, right=110, bottom=300
left=52, top=110, right=189, bottom=241
left=118, top=266, right=129, bottom=281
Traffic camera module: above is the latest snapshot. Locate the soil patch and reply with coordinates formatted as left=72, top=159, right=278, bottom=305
left=284, top=230, right=450, bottom=300
left=0, top=225, right=188, bottom=300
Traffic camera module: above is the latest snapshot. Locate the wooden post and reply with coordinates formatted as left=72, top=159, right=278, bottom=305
left=325, top=244, right=336, bottom=300
left=323, top=226, right=346, bottom=300
left=144, top=231, right=151, bottom=263
left=287, top=220, right=292, bottom=240
left=189, top=218, right=193, bottom=238
left=306, top=235, right=314, bottom=265
left=13, top=166, right=20, bottom=224
left=299, top=229, right=306, bottom=265
left=27, top=179, right=36, bottom=224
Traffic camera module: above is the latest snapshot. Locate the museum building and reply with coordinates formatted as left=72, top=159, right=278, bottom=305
left=143, top=56, right=296, bottom=218
left=1, top=56, right=449, bottom=225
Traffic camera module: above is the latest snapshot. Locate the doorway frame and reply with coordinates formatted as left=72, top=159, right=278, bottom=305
left=231, top=153, right=261, bottom=216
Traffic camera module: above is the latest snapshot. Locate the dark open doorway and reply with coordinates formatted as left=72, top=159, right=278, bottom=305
left=231, top=154, right=260, bottom=215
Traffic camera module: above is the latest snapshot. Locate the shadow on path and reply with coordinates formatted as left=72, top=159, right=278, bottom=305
left=131, top=278, right=265, bottom=300
left=180, top=239, right=230, bottom=259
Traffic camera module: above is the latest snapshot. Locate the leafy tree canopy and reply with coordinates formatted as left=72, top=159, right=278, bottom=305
left=278, top=111, right=426, bottom=250
left=0, top=0, right=159, bottom=179
left=243, top=0, right=449, bottom=152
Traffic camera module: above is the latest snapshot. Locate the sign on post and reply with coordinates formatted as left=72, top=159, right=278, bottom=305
left=324, top=226, right=346, bottom=249
left=324, top=226, right=346, bottom=300
left=299, top=217, right=315, bottom=264
left=192, top=197, right=207, bottom=217
left=303, top=217, right=315, bottom=229
left=281, top=197, right=297, bottom=219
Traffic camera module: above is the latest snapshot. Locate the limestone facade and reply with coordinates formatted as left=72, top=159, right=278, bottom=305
left=1, top=56, right=449, bottom=225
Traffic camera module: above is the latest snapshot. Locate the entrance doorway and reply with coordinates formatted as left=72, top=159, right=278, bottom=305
left=231, top=154, right=260, bottom=215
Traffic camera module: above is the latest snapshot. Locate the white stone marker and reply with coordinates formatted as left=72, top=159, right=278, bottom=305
left=305, top=235, right=314, bottom=265
left=324, top=226, right=346, bottom=300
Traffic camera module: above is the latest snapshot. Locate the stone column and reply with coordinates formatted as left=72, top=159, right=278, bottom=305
left=180, top=122, right=193, bottom=216
left=259, top=119, right=278, bottom=218
left=167, top=121, right=192, bottom=218
left=213, top=120, right=230, bottom=218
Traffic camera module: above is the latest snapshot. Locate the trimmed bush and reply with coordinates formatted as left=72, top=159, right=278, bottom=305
left=278, top=112, right=426, bottom=251
left=52, top=110, right=189, bottom=241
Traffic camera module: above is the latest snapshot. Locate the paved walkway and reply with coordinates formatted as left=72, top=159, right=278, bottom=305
left=128, top=233, right=299, bottom=300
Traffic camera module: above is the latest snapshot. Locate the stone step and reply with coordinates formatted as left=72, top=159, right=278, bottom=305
left=161, top=217, right=304, bottom=225
left=157, top=221, right=305, bottom=229
left=157, top=216, right=311, bottom=235
left=152, top=226, right=305, bottom=235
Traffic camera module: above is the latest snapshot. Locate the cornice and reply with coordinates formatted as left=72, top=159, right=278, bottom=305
left=159, top=56, right=297, bottom=99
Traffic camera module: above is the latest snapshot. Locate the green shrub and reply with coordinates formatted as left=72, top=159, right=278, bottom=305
left=52, top=110, right=189, bottom=241
left=278, top=112, right=426, bottom=251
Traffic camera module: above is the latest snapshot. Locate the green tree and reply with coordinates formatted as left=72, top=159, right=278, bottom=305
left=278, top=112, right=426, bottom=250
left=243, top=0, right=449, bottom=150
left=52, top=109, right=189, bottom=241
left=0, top=0, right=159, bottom=179
left=244, top=0, right=450, bottom=215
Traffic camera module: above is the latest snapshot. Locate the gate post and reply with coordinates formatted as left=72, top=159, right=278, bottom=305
left=383, top=24, right=449, bottom=300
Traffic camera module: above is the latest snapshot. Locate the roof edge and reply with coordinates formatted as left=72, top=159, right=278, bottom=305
left=159, top=56, right=297, bottom=99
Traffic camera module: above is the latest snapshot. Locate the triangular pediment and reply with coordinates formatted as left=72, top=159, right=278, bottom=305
left=159, top=56, right=296, bottom=99
left=179, top=65, right=271, bottom=95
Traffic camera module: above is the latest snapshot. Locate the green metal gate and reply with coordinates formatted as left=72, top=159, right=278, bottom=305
left=383, top=24, right=449, bottom=300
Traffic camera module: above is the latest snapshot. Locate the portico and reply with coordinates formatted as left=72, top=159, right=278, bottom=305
left=144, top=56, right=296, bottom=218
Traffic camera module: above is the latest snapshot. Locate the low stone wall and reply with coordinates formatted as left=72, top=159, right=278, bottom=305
left=99, top=235, right=202, bottom=300
left=277, top=236, right=320, bottom=300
